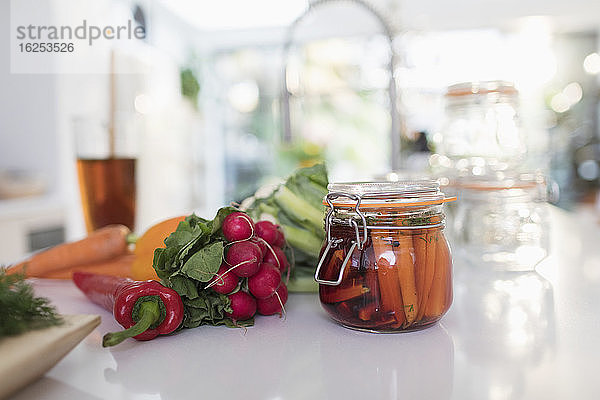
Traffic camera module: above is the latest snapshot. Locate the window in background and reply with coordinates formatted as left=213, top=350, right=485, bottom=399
left=394, top=27, right=600, bottom=208
left=547, top=32, right=600, bottom=208
left=396, top=26, right=557, bottom=173
left=202, top=38, right=395, bottom=202
left=204, top=47, right=284, bottom=203
left=194, top=15, right=599, bottom=208
left=190, top=0, right=397, bottom=204
left=285, top=36, right=393, bottom=182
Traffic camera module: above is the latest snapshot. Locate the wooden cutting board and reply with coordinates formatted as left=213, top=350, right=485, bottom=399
left=0, top=314, right=101, bottom=399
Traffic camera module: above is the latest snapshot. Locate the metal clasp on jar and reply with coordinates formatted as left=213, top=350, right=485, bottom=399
left=314, top=192, right=368, bottom=286
left=314, top=192, right=446, bottom=286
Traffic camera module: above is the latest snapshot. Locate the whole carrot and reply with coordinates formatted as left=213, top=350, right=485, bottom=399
left=7, top=225, right=132, bottom=278
left=40, top=254, right=135, bottom=280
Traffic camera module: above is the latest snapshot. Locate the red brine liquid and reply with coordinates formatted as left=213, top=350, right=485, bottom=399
left=318, top=225, right=452, bottom=332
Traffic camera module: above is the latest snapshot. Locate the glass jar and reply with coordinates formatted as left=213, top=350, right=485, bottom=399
left=315, top=181, right=456, bottom=332
left=452, top=174, right=551, bottom=271
left=436, top=81, right=524, bottom=175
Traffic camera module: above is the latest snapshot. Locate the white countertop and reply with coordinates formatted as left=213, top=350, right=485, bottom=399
left=10, top=206, right=600, bottom=400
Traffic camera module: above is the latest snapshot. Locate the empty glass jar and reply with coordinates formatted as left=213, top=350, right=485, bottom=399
left=437, top=81, right=525, bottom=175
left=452, top=174, right=550, bottom=271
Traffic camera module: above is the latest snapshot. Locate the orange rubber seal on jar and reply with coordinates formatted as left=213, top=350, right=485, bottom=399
left=323, top=196, right=457, bottom=209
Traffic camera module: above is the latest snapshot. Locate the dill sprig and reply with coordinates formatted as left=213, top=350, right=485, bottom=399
left=0, top=269, right=63, bottom=338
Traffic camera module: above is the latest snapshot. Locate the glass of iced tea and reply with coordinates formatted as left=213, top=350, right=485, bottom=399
left=73, top=117, right=136, bottom=232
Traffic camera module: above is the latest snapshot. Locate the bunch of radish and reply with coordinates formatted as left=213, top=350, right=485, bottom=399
left=206, top=212, right=289, bottom=321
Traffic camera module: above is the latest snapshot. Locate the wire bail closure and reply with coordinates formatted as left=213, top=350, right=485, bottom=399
left=314, top=191, right=447, bottom=286
left=314, top=192, right=368, bottom=286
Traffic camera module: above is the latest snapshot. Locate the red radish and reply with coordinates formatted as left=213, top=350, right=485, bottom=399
left=257, top=284, right=288, bottom=316
left=250, top=237, right=267, bottom=258
left=255, top=221, right=285, bottom=248
left=248, top=262, right=281, bottom=299
left=207, top=264, right=239, bottom=294
left=264, top=246, right=289, bottom=272
left=273, top=228, right=285, bottom=248
left=226, top=291, right=257, bottom=321
left=222, top=212, right=255, bottom=242
left=225, top=241, right=262, bottom=277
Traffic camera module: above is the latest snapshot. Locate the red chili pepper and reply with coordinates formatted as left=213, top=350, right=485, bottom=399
left=72, top=271, right=184, bottom=347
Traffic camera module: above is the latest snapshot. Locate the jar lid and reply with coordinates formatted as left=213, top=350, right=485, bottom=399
left=455, top=173, right=545, bottom=191
left=455, top=173, right=552, bottom=202
left=445, top=80, right=518, bottom=98
left=325, top=180, right=456, bottom=209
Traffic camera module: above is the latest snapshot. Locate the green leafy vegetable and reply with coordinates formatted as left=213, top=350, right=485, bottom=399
left=167, top=274, right=199, bottom=300
left=0, top=270, right=63, bottom=337
left=241, top=163, right=328, bottom=292
left=181, top=242, right=224, bottom=282
left=182, top=291, right=232, bottom=329
left=152, top=207, right=251, bottom=328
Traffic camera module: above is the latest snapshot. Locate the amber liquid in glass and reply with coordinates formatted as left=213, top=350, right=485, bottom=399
left=77, top=158, right=136, bottom=232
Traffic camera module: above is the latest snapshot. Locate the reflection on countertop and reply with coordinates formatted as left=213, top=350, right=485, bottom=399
left=317, top=323, right=454, bottom=399
left=17, top=206, right=600, bottom=400
left=448, top=261, right=555, bottom=399
left=99, top=294, right=454, bottom=400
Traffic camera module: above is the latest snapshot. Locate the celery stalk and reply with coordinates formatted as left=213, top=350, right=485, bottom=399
left=286, top=276, right=319, bottom=293
left=273, top=186, right=325, bottom=234
left=280, top=224, right=323, bottom=259
left=258, top=203, right=279, bottom=219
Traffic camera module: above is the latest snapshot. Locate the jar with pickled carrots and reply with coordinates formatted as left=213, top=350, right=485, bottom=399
left=315, top=181, right=456, bottom=332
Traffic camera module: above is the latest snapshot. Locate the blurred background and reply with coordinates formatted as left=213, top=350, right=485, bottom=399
left=1, top=0, right=600, bottom=263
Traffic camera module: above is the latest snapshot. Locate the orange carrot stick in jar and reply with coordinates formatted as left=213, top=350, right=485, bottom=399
left=413, top=231, right=428, bottom=316
left=319, top=243, right=368, bottom=303
left=424, top=233, right=451, bottom=318
left=320, top=285, right=370, bottom=304
left=416, top=230, right=438, bottom=321
left=358, top=303, right=378, bottom=322
left=372, top=232, right=405, bottom=328
left=350, top=263, right=385, bottom=326
left=443, top=242, right=453, bottom=312
left=394, top=232, right=419, bottom=327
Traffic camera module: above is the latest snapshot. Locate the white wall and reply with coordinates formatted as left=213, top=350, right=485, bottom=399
left=54, top=0, right=202, bottom=236
left=0, top=1, right=66, bottom=262
left=1, top=0, right=204, bottom=251
left=0, top=0, right=60, bottom=194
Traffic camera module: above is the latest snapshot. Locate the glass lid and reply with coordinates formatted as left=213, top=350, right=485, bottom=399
left=455, top=173, right=545, bottom=191
left=325, top=180, right=456, bottom=208
left=445, top=80, right=518, bottom=97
